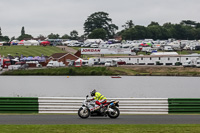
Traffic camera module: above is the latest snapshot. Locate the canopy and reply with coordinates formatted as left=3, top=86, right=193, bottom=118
left=146, top=43, right=152, bottom=46
left=18, top=40, right=25, bottom=45
left=40, top=41, right=50, bottom=45
left=140, top=43, right=152, bottom=47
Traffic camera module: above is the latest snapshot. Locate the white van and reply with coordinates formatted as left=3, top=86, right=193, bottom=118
left=182, top=60, right=196, bottom=67
left=196, top=60, right=200, bottom=68
left=47, top=61, right=65, bottom=68
left=105, top=59, right=118, bottom=67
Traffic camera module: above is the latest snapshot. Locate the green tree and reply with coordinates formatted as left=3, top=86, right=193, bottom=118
left=61, top=34, right=70, bottom=39
left=21, top=26, right=25, bottom=35
left=147, top=25, right=165, bottom=40
left=0, top=27, right=2, bottom=36
left=0, top=36, right=9, bottom=42
left=70, top=30, right=78, bottom=40
left=17, top=34, right=33, bottom=41
left=148, top=21, right=160, bottom=27
left=48, top=33, right=60, bottom=39
left=37, top=34, right=46, bottom=40
left=11, top=36, right=16, bottom=41
left=88, top=28, right=107, bottom=40
left=122, top=20, right=134, bottom=29
left=0, top=27, right=10, bottom=42
left=180, top=20, right=196, bottom=26
left=84, top=11, right=118, bottom=38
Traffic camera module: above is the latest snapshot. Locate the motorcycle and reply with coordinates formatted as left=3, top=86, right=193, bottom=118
left=78, top=95, right=120, bottom=119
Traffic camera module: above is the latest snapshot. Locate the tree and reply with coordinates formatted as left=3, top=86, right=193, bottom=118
left=21, top=26, right=25, bottom=35
left=37, top=34, right=46, bottom=40
left=47, top=33, right=60, bottom=39
left=180, top=20, right=196, bottom=26
left=17, top=34, right=33, bottom=41
left=88, top=28, right=107, bottom=40
left=122, top=20, right=134, bottom=29
left=70, top=30, right=78, bottom=40
left=148, top=21, right=160, bottom=27
left=84, top=11, right=118, bottom=38
left=61, top=34, right=70, bottom=39
left=0, top=27, right=2, bottom=36
left=0, top=36, right=9, bottom=42
left=11, top=36, right=16, bottom=41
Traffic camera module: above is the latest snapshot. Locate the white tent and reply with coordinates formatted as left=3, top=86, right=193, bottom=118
left=24, top=40, right=39, bottom=46
left=151, top=52, right=178, bottom=55
left=84, top=39, right=104, bottom=44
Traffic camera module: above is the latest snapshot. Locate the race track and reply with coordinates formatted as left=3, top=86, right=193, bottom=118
left=0, top=115, right=200, bottom=124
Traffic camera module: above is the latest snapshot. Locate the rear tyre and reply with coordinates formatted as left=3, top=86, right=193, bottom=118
left=78, top=107, right=90, bottom=119
left=108, top=107, right=120, bottom=119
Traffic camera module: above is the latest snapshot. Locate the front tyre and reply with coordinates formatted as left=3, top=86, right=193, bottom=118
left=108, top=107, right=120, bottom=119
left=78, top=107, right=90, bottom=119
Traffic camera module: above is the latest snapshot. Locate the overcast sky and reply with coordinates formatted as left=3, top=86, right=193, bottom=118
left=0, top=0, right=200, bottom=38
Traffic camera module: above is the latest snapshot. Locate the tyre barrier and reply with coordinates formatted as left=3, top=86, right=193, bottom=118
left=0, top=97, right=200, bottom=114
left=0, top=97, right=38, bottom=113
left=168, top=98, right=200, bottom=113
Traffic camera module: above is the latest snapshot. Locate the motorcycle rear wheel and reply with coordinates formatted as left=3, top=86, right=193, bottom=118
left=108, top=107, right=120, bottom=119
left=78, top=107, right=90, bottom=119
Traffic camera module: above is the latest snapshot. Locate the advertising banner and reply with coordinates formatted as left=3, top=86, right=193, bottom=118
left=81, top=48, right=132, bottom=54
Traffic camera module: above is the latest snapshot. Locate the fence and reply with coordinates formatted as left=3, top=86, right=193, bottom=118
left=38, top=97, right=168, bottom=114
left=0, top=97, right=200, bottom=114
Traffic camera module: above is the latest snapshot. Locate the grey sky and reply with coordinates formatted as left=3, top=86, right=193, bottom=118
left=0, top=0, right=200, bottom=38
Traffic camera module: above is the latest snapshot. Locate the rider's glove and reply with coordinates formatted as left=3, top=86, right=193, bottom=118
left=86, top=99, right=91, bottom=102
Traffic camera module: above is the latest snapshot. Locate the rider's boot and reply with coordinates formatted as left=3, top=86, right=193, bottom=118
left=99, top=104, right=104, bottom=113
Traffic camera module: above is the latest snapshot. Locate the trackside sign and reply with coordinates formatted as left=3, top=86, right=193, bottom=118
left=81, top=48, right=132, bottom=54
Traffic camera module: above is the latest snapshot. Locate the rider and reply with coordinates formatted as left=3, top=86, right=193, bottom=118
left=89, top=89, right=107, bottom=108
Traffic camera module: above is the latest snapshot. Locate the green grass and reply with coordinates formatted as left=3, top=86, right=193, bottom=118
left=0, top=46, right=65, bottom=57
left=0, top=125, right=199, bottom=133
left=2, top=67, right=118, bottom=75
left=71, top=47, right=81, bottom=51
left=3, top=66, right=200, bottom=76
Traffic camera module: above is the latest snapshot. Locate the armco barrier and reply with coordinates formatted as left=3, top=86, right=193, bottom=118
left=168, top=98, right=200, bottom=113
left=38, top=97, right=169, bottom=114
left=1, top=97, right=199, bottom=114
left=0, top=97, right=38, bottom=113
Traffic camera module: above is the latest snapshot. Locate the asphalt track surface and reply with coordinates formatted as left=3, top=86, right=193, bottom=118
left=0, top=115, right=200, bottom=124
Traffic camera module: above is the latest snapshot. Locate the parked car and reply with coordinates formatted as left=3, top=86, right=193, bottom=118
left=8, top=62, right=28, bottom=70
left=19, top=64, right=29, bottom=70
left=105, top=59, right=118, bottom=67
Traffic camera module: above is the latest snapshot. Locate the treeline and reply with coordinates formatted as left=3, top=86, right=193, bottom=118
left=119, top=20, right=200, bottom=40
left=1, top=11, right=200, bottom=41
left=0, top=26, right=80, bottom=42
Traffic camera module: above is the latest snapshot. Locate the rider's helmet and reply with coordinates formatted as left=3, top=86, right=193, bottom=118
left=90, top=89, right=96, bottom=97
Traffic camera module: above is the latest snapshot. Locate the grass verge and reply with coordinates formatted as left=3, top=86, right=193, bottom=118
left=3, top=66, right=200, bottom=76
left=0, top=46, right=65, bottom=57
left=0, top=124, right=199, bottom=133
left=2, top=67, right=117, bottom=75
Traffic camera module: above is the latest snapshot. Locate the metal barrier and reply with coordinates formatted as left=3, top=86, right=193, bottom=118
left=38, top=97, right=168, bottom=114
left=0, top=97, right=38, bottom=113
left=168, top=98, right=200, bottom=113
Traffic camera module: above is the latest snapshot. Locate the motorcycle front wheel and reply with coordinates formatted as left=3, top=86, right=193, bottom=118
left=78, top=107, right=90, bottom=119
left=108, top=107, right=120, bottom=119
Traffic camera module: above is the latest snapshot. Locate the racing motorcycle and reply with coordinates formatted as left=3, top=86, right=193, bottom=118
left=78, top=95, right=120, bottom=119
